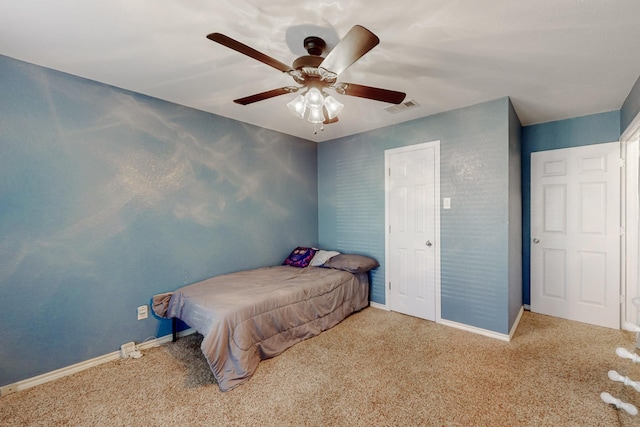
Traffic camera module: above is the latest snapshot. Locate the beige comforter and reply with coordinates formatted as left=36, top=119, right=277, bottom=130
left=164, top=265, right=369, bottom=391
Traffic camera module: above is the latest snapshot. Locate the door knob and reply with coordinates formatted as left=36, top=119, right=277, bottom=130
left=426, top=240, right=433, bottom=247
left=533, top=238, right=540, bottom=244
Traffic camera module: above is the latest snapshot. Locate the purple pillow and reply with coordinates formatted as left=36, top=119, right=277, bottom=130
left=282, top=247, right=317, bottom=268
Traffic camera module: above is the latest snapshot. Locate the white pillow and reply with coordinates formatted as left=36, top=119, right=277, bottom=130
left=309, top=250, right=341, bottom=267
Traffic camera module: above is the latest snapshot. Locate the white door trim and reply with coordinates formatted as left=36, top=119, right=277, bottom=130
left=384, top=141, right=441, bottom=322
left=621, top=114, right=640, bottom=325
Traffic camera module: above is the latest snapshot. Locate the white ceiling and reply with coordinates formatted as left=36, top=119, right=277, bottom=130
left=1, top=1, right=640, bottom=142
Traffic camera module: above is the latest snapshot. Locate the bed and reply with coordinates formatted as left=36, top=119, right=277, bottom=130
left=152, top=248, right=378, bottom=392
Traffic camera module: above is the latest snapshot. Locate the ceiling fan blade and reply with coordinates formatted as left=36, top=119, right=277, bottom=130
left=207, top=33, right=292, bottom=73
left=336, top=83, right=406, bottom=104
left=234, top=87, right=299, bottom=105
left=319, top=25, right=380, bottom=75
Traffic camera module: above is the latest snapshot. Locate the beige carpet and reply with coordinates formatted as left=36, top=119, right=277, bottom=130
left=1, top=308, right=639, bottom=426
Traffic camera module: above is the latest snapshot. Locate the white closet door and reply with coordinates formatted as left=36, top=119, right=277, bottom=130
left=531, top=142, right=620, bottom=329
left=386, top=141, right=440, bottom=321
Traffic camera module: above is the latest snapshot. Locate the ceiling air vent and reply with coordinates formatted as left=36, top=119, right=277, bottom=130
left=384, top=99, right=420, bottom=114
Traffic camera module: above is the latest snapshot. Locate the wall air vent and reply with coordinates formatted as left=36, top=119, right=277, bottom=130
left=384, top=99, right=420, bottom=114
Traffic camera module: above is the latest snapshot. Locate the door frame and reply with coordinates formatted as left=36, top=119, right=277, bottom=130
left=384, top=140, right=442, bottom=321
left=621, top=114, right=640, bottom=325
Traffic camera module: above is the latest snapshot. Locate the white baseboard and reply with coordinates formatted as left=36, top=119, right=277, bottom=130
left=509, top=306, right=525, bottom=340
left=137, top=328, right=195, bottom=351
left=370, top=302, right=524, bottom=342
left=0, top=328, right=195, bottom=398
left=369, top=301, right=388, bottom=311
left=438, top=306, right=524, bottom=342
left=437, top=318, right=512, bottom=342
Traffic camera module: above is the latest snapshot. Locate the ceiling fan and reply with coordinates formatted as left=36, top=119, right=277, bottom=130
left=207, top=25, right=406, bottom=133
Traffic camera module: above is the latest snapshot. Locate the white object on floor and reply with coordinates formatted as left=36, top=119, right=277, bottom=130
left=616, top=347, right=640, bottom=363
left=623, top=322, right=640, bottom=333
left=608, top=370, right=640, bottom=392
left=600, top=392, right=638, bottom=416
left=120, top=342, right=136, bottom=359
left=625, top=321, right=640, bottom=349
left=119, top=342, right=143, bottom=359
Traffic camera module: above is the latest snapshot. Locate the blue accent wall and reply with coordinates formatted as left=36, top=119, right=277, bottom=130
left=520, top=111, right=620, bottom=306
left=508, top=100, right=523, bottom=328
left=0, top=55, right=318, bottom=386
left=621, top=74, right=640, bottom=134
left=319, top=97, right=521, bottom=334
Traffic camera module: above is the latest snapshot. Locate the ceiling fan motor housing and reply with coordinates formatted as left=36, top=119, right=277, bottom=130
left=291, top=55, right=336, bottom=86
left=303, top=36, right=326, bottom=56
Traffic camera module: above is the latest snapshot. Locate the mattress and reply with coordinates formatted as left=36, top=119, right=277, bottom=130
left=165, top=265, right=369, bottom=391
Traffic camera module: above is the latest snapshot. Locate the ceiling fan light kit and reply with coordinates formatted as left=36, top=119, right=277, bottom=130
left=207, top=25, right=406, bottom=134
left=287, top=87, right=344, bottom=134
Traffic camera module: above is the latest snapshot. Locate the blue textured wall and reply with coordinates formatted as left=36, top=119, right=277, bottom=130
left=508, top=100, right=523, bottom=328
left=319, top=98, right=519, bottom=334
left=621, top=74, right=640, bottom=134
left=0, top=55, right=318, bottom=386
left=521, top=111, right=620, bottom=306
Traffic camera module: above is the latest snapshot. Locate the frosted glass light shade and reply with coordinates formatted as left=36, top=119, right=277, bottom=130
left=304, top=87, right=324, bottom=108
left=287, top=95, right=306, bottom=119
left=307, top=106, right=325, bottom=123
left=323, top=95, right=343, bottom=119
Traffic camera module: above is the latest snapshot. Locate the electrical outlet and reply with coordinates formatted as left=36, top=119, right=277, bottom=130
left=137, top=304, right=148, bottom=320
